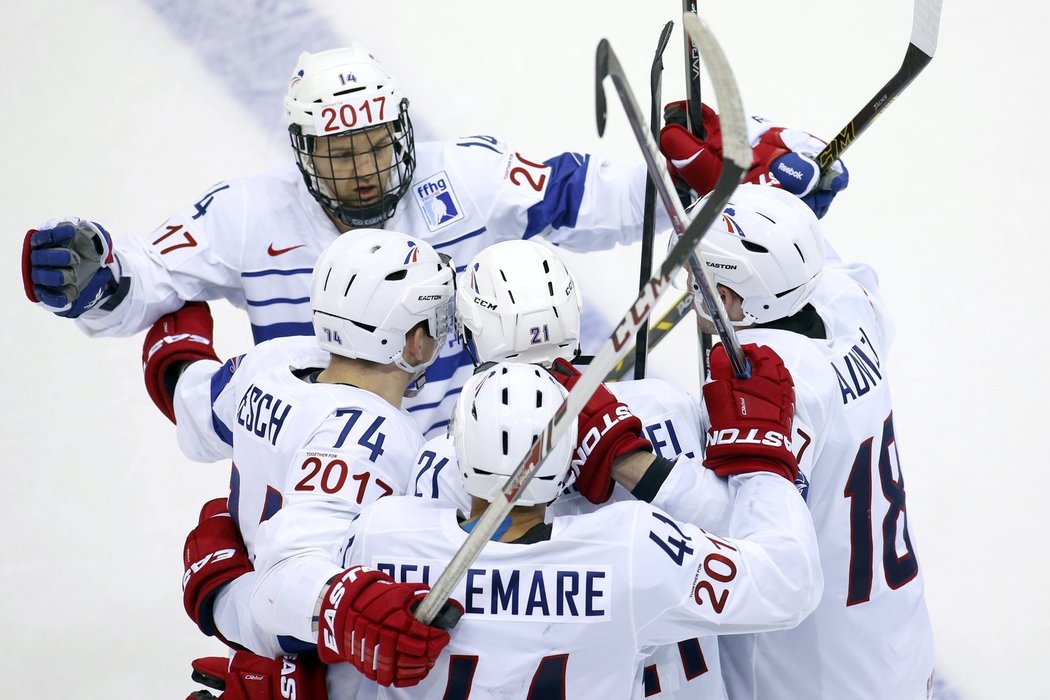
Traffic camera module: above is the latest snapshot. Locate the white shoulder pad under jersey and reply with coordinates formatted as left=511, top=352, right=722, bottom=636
left=718, top=282, right=934, bottom=700
left=77, top=164, right=340, bottom=340
left=335, top=474, right=819, bottom=700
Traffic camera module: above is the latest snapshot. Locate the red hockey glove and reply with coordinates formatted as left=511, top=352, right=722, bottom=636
left=317, top=566, right=462, bottom=688
left=746, top=126, right=849, bottom=219
left=660, top=103, right=849, bottom=219
left=659, top=101, right=725, bottom=198
left=187, top=651, right=328, bottom=700
left=702, top=343, right=797, bottom=481
left=548, top=358, right=653, bottom=504
left=143, top=301, right=219, bottom=423
left=183, top=497, right=252, bottom=647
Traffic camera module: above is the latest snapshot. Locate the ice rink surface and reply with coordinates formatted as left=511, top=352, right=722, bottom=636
left=1, top=1, right=1047, bottom=697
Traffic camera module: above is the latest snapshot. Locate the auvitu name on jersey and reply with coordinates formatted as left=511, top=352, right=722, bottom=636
left=236, top=384, right=293, bottom=445
left=830, top=326, right=884, bottom=405
left=378, top=561, right=611, bottom=621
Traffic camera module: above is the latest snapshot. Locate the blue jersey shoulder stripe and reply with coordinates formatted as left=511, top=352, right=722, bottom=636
left=246, top=296, right=310, bottom=307
left=523, top=152, right=590, bottom=238
left=425, top=418, right=451, bottom=436
left=251, top=321, right=314, bottom=344
left=241, top=268, right=313, bottom=278
left=423, top=349, right=475, bottom=384
left=406, top=386, right=464, bottom=413
left=209, top=356, right=242, bottom=446
left=433, top=226, right=487, bottom=250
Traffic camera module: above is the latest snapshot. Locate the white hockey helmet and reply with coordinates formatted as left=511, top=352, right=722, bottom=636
left=456, top=240, right=582, bottom=366
left=453, top=362, right=577, bottom=506
left=311, top=230, right=455, bottom=380
left=695, top=184, right=825, bottom=325
left=285, top=45, right=415, bottom=228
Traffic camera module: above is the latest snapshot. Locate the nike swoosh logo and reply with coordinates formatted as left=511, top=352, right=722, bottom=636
left=670, top=148, right=705, bottom=169
left=267, top=243, right=306, bottom=257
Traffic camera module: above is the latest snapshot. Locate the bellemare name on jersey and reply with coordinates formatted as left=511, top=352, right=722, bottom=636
left=378, top=560, right=611, bottom=622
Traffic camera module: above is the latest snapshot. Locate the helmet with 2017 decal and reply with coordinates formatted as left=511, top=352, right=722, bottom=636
left=285, top=44, right=416, bottom=228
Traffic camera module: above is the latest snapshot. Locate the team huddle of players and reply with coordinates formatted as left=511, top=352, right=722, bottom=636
left=22, top=43, right=933, bottom=700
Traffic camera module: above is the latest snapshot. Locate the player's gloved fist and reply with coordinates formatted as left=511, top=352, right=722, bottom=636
left=187, top=651, right=328, bottom=700
left=317, top=565, right=462, bottom=687
left=182, top=497, right=252, bottom=645
left=703, top=343, right=798, bottom=482
left=746, top=127, right=849, bottom=219
left=659, top=101, right=725, bottom=200
left=21, top=217, right=121, bottom=318
left=143, top=301, right=219, bottom=423
left=548, top=358, right=653, bottom=504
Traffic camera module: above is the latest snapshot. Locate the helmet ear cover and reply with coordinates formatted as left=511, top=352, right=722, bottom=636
left=452, top=362, right=577, bottom=506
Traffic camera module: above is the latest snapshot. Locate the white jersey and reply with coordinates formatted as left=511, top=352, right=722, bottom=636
left=715, top=257, right=934, bottom=700
left=410, top=377, right=730, bottom=700
left=172, top=335, right=424, bottom=656
left=74, top=138, right=653, bottom=438
left=339, top=470, right=821, bottom=700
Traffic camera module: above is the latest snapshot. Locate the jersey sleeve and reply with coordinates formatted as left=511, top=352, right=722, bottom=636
left=249, top=411, right=413, bottom=644
left=173, top=356, right=242, bottom=462
left=74, top=180, right=249, bottom=337
left=631, top=473, right=822, bottom=647
left=451, top=135, right=663, bottom=252
left=647, top=456, right=734, bottom=532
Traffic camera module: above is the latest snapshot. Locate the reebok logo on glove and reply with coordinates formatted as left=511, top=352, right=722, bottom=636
left=775, top=162, right=805, bottom=181
left=708, top=427, right=791, bottom=450
left=572, top=404, right=636, bottom=472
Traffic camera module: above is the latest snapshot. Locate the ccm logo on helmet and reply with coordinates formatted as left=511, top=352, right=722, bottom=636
left=474, top=296, right=498, bottom=310
left=572, top=405, right=634, bottom=470
left=708, top=428, right=791, bottom=449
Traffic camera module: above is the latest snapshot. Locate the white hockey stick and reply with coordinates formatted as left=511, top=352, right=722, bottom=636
left=597, top=12, right=750, bottom=379
left=414, top=12, right=750, bottom=625
left=611, top=0, right=944, bottom=378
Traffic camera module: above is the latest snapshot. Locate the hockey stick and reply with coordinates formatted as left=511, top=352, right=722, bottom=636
left=633, top=20, right=675, bottom=380
left=606, top=290, right=694, bottom=381
left=414, top=13, right=749, bottom=625
left=612, top=0, right=944, bottom=376
left=816, top=0, right=942, bottom=172
left=682, top=0, right=705, bottom=140
left=597, top=13, right=751, bottom=379
left=683, top=0, right=716, bottom=382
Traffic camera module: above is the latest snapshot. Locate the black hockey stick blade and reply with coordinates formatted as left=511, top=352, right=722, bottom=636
left=598, top=14, right=752, bottom=378
left=415, top=14, right=748, bottom=626
left=817, top=0, right=942, bottom=171
left=634, top=19, right=676, bottom=381
left=683, top=0, right=705, bottom=139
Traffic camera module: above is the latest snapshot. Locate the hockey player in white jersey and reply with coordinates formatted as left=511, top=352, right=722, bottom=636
left=21, top=42, right=847, bottom=440
left=340, top=354, right=821, bottom=699
left=145, top=230, right=462, bottom=696
left=409, top=238, right=743, bottom=699
left=687, top=184, right=935, bottom=700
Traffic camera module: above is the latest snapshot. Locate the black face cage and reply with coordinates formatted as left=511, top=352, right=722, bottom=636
left=290, top=98, right=415, bottom=228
